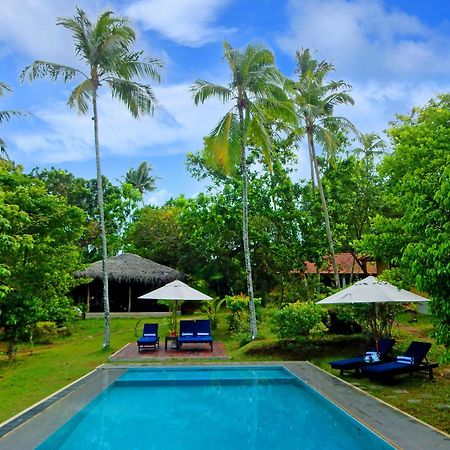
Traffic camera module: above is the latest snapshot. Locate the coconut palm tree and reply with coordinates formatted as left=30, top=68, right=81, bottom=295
left=354, top=132, right=386, bottom=161
left=191, top=42, right=295, bottom=338
left=125, top=161, right=157, bottom=206
left=0, top=82, right=28, bottom=158
left=289, top=49, right=356, bottom=289
left=21, top=8, right=162, bottom=349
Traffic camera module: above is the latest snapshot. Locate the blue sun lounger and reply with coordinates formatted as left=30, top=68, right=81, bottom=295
left=329, top=338, right=396, bottom=375
left=137, top=323, right=160, bottom=352
left=178, top=319, right=213, bottom=351
left=361, top=341, right=439, bottom=380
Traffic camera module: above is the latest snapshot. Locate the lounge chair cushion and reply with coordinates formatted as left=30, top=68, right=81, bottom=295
left=329, top=338, right=395, bottom=372
left=364, top=352, right=380, bottom=362
left=362, top=341, right=437, bottom=379
left=396, top=356, right=414, bottom=364
left=137, top=323, right=159, bottom=351
left=177, top=320, right=213, bottom=351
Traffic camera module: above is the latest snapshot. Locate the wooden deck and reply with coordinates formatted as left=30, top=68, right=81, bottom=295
left=109, top=341, right=230, bottom=362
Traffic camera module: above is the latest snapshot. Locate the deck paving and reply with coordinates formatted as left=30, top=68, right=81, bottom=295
left=109, top=340, right=230, bottom=361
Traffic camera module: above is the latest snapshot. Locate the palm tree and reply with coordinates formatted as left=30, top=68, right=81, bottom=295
left=21, top=8, right=162, bottom=349
left=191, top=42, right=295, bottom=338
left=0, top=82, right=28, bottom=158
left=289, top=49, right=355, bottom=289
left=354, top=132, right=386, bottom=161
left=125, top=161, right=157, bottom=206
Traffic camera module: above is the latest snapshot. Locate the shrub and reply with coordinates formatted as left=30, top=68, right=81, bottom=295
left=201, top=297, right=226, bottom=330
left=271, top=301, right=328, bottom=341
left=33, top=321, right=58, bottom=343
left=225, top=294, right=261, bottom=333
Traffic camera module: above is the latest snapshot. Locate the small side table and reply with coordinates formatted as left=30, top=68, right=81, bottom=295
left=165, top=335, right=178, bottom=351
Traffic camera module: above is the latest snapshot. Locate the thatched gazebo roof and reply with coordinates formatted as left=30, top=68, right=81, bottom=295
left=75, top=253, right=185, bottom=284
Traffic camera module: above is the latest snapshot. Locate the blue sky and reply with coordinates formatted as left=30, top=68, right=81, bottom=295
left=1, top=0, right=450, bottom=204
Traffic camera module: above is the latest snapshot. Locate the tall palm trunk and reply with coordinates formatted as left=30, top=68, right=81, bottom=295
left=93, top=89, right=111, bottom=348
left=239, top=106, right=257, bottom=339
left=307, top=128, right=341, bottom=289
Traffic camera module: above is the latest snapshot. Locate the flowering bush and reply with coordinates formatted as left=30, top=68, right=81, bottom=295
left=271, top=301, right=328, bottom=341
left=225, top=294, right=261, bottom=333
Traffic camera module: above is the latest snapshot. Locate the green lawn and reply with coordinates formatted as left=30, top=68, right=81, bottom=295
left=1, top=314, right=448, bottom=434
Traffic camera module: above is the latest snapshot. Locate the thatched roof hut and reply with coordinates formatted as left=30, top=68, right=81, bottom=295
left=76, top=253, right=184, bottom=284
left=74, top=253, right=185, bottom=312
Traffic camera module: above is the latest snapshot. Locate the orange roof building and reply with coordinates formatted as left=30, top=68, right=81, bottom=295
left=304, top=253, right=378, bottom=276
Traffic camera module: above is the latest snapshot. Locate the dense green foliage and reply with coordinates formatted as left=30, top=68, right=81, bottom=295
left=0, top=162, right=85, bottom=359
left=33, top=167, right=140, bottom=260
left=126, top=159, right=310, bottom=299
left=225, top=294, right=262, bottom=333
left=381, top=96, right=450, bottom=358
left=271, top=301, right=328, bottom=340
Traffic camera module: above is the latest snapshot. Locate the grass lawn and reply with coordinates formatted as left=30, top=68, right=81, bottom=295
left=1, top=313, right=449, bottom=434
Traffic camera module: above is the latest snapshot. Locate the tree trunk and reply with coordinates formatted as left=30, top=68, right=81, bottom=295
left=238, top=106, right=257, bottom=339
left=93, top=91, right=111, bottom=349
left=307, top=130, right=341, bottom=289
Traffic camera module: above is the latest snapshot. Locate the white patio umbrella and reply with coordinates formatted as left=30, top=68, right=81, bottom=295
left=317, top=275, right=428, bottom=340
left=139, top=280, right=213, bottom=335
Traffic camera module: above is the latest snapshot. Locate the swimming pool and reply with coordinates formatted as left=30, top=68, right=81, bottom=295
left=36, top=366, right=393, bottom=450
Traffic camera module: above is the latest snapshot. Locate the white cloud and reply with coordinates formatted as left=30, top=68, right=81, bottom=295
left=9, top=81, right=230, bottom=165
left=0, top=1, right=166, bottom=66
left=146, top=189, right=172, bottom=206
left=336, top=80, right=450, bottom=136
left=277, top=0, right=450, bottom=82
left=126, top=0, right=233, bottom=46
left=275, top=0, right=450, bottom=147
left=0, top=0, right=87, bottom=63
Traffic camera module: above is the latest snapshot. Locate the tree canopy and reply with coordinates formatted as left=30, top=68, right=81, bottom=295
left=0, top=161, right=85, bottom=359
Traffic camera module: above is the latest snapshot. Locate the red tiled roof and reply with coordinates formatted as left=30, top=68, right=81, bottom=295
left=304, top=253, right=378, bottom=275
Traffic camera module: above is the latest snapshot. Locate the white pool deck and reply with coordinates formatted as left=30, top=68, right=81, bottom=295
left=0, top=361, right=448, bottom=450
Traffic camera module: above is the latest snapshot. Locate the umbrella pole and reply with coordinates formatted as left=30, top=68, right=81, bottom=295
left=372, top=303, right=379, bottom=352
left=174, top=300, right=178, bottom=336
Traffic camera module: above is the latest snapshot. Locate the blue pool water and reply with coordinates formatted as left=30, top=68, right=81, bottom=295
left=37, top=366, right=394, bottom=450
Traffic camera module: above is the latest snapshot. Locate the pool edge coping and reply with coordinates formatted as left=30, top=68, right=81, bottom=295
left=0, top=368, right=98, bottom=434
left=302, top=361, right=450, bottom=441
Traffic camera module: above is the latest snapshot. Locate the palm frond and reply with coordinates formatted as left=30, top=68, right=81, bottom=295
left=0, top=137, right=9, bottom=159
left=107, top=77, right=158, bottom=118
left=204, top=112, right=240, bottom=175
left=322, top=91, right=354, bottom=107
left=0, top=110, right=29, bottom=123
left=315, top=125, right=339, bottom=154
left=0, top=82, right=12, bottom=97
left=254, top=94, right=296, bottom=125
left=109, top=52, right=163, bottom=82
left=248, top=111, right=273, bottom=170
left=191, top=80, right=233, bottom=105
left=67, top=79, right=95, bottom=114
left=21, top=61, right=84, bottom=83
left=57, top=8, right=93, bottom=61
left=322, top=115, right=358, bottom=135
left=354, top=132, right=387, bottom=158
